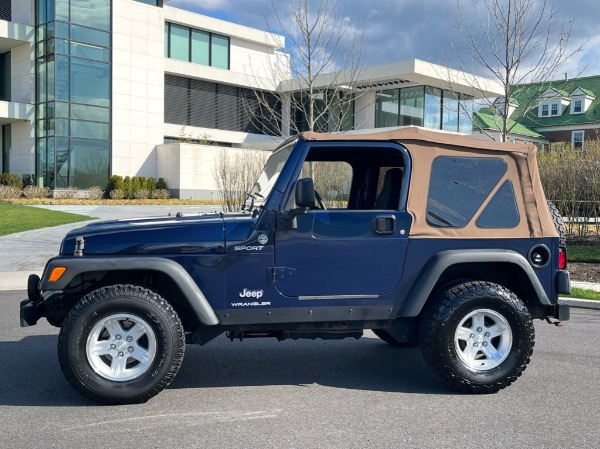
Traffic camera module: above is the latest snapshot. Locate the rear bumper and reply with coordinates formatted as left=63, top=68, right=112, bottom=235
left=556, top=270, right=571, bottom=295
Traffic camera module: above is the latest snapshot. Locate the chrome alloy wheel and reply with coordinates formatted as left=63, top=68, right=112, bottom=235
left=454, top=309, right=513, bottom=371
left=86, top=313, right=157, bottom=382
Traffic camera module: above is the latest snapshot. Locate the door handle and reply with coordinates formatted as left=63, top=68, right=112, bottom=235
left=373, top=216, right=396, bottom=235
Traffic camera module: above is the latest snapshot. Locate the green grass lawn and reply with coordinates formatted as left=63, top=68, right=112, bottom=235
left=568, top=244, right=600, bottom=263
left=565, top=287, right=600, bottom=301
left=0, top=202, right=93, bottom=236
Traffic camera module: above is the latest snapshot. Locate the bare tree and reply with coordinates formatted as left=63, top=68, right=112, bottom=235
left=213, top=149, right=269, bottom=212
left=448, top=0, right=586, bottom=141
left=248, top=0, right=368, bottom=137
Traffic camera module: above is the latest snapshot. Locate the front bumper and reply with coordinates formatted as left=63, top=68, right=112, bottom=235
left=20, top=274, right=44, bottom=327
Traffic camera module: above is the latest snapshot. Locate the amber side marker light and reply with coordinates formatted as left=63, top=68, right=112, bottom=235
left=48, top=267, right=67, bottom=282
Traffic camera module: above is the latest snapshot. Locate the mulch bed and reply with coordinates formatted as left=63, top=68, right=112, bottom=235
left=567, top=262, right=600, bottom=283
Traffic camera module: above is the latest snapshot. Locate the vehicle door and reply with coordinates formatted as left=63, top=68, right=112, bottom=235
left=274, top=142, right=412, bottom=299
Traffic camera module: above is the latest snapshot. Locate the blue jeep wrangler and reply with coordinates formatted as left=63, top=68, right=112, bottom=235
left=20, top=128, right=571, bottom=404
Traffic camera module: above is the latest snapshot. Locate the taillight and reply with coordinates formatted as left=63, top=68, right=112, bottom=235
left=558, top=247, right=567, bottom=270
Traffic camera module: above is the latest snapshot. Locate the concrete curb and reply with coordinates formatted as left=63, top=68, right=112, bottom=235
left=0, top=270, right=43, bottom=291
left=560, top=297, right=600, bottom=310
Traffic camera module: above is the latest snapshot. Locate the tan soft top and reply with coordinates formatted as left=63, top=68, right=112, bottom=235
left=301, top=128, right=557, bottom=239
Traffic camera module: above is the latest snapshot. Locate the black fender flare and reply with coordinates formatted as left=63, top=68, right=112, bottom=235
left=398, top=249, right=550, bottom=317
left=40, top=256, right=219, bottom=326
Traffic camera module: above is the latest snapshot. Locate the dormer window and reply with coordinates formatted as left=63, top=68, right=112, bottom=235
left=551, top=103, right=558, bottom=116
left=569, top=88, right=596, bottom=114
left=541, top=104, right=548, bottom=116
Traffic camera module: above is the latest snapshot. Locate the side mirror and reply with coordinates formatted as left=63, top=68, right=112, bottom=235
left=295, top=178, right=315, bottom=208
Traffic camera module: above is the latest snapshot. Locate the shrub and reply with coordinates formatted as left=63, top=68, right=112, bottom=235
left=54, top=186, right=79, bottom=199
left=156, top=178, right=168, bottom=190
left=87, top=186, right=105, bottom=200
left=147, top=177, right=156, bottom=197
left=135, top=189, right=150, bottom=200
left=538, top=141, right=600, bottom=236
left=23, top=185, right=50, bottom=198
left=110, top=189, right=125, bottom=200
left=0, top=173, right=22, bottom=189
left=152, top=189, right=170, bottom=200
left=0, top=185, right=22, bottom=199
left=107, top=175, right=124, bottom=193
left=122, top=176, right=132, bottom=199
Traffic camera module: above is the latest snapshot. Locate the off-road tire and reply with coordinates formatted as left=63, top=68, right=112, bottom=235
left=372, top=328, right=418, bottom=347
left=58, top=284, right=185, bottom=404
left=547, top=200, right=566, bottom=248
left=419, top=281, right=534, bottom=394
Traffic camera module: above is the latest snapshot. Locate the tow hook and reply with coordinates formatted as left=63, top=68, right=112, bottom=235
left=545, top=317, right=565, bottom=327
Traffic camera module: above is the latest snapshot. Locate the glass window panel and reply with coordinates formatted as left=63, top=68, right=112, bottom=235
left=300, top=161, right=353, bottom=209
left=47, top=0, right=55, bottom=21
left=37, top=104, right=47, bottom=120
left=427, top=157, right=507, bottom=228
left=55, top=38, right=69, bottom=55
left=55, top=137, right=69, bottom=188
left=459, top=95, right=473, bottom=134
left=55, top=102, right=69, bottom=118
left=70, top=120, right=110, bottom=140
left=442, top=90, right=459, bottom=132
left=47, top=56, right=55, bottom=101
left=71, top=25, right=111, bottom=48
left=70, top=139, right=110, bottom=189
left=55, top=21, right=69, bottom=39
left=191, top=29, right=210, bottom=65
left=169, top=24, right=190, bottom=62
left=36, top=58, right=47, bottom=103
left=476, top=180, right=520, bottom=228
left=71, top=42, right=110, bottom=62
left=36, top=138, right=47, bottom=186
left=399, top=86, right=424, bottom=126
left=56, top=56, right=69, bottom=101
left=211, top=34, right=229, bottom=69
left=55, top=118, right=69, bottom=136
left=56, top=0, right=69, bottom=21
left=70, top=58, right=110, bottom=107
left=424, top=87, right=442, bottom=130
left=375, top=89, right=399, bottom=128
left=36, top=0, right=47, bottom=25
left=71, top=104, right=110, bottom=122
left=36, top=41, right=45, bottom=59
left=72, top=0, right=110, bottom=31
left=37, top=118, right=47, bottom=137
left=164, top=24, right=169, bottom=57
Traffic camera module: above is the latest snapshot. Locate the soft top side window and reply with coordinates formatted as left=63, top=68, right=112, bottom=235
left=426, top=156, right=507, bottom=228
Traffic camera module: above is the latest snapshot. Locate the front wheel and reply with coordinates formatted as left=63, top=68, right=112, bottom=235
left=419, top=281, right=534, bottom=393
left=58, top=285, right=185, bottom=404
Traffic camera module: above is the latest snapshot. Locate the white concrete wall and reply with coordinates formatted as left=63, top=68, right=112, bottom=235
left=354, top=91, right=376, bottom=130
left=112, top=0, right=165, bottom=179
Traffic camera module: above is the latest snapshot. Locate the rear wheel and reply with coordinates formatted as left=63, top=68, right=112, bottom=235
left=58, top=284, right=185, bottom=404
left=420, top=281, right=534, bottom=393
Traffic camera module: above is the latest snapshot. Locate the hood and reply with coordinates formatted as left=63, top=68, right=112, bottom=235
left=61, top=213, right=226, bottom=256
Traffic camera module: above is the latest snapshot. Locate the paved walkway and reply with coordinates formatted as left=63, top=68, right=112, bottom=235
left=0, top=205, right=598, bottom=309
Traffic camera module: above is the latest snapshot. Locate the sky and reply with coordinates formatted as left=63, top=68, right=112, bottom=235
left=167, top=0, right=600, bottom=81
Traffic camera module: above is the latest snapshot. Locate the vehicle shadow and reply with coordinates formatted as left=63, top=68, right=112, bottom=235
left=1, top=333, right=451, bottom=407
left=172, top=334, right=450, bottom=394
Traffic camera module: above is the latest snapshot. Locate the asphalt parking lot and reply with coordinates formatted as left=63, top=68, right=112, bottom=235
left=1, top=290, right=599, bottom=449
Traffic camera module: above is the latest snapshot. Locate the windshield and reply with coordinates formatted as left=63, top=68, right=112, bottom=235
left=244, top=140, right=296, bottom=211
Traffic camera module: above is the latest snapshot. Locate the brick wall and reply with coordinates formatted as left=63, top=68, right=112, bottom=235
left=543, top=128, right=600, bottom=144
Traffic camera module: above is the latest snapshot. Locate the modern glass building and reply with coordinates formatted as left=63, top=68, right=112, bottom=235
left=0, top=0, right=503, bottom=198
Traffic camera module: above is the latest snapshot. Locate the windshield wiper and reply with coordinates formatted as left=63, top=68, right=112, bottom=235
left=242, top=192, right=264, bottom=212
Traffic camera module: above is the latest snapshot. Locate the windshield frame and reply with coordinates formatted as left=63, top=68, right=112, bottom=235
left=243, top=139, right=297, bottom=212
